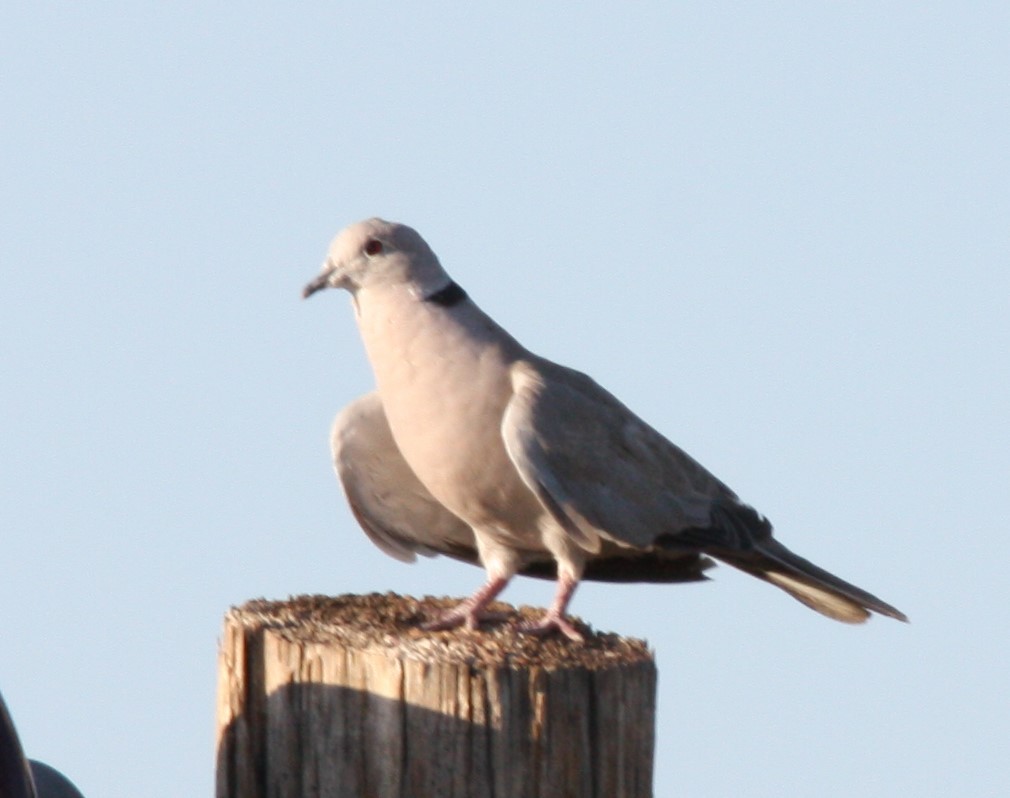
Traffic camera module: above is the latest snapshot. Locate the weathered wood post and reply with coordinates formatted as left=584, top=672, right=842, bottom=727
left=216, top=593, right=656, bottom=798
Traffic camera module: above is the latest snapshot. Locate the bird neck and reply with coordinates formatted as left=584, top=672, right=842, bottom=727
left=422, top=280, right=468, bottom=307
left=354, top=281, right=526, bottom=392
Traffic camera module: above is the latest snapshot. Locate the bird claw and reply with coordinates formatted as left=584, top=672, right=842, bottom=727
left=519, top=612, right=585, bottom=642
left=421, top=605, right=510, bottom=633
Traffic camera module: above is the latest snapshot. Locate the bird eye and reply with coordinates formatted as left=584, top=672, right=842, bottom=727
left=364, top=239, right=383, bottom=256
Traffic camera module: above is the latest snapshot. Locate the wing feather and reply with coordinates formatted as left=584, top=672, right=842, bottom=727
left=331, top=393, right=476, bottom=562
left=502, top=358, right=736, bottom=550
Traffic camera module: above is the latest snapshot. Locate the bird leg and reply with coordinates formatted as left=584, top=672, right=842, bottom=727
left=421, top=576, right=511, bottom=632
left=519, top=572, right=584, bottom=642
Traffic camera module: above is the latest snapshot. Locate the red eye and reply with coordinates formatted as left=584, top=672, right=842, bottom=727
left=364, top=239, right=383, bottom=256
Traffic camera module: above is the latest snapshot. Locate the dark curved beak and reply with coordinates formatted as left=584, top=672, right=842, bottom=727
left=302, top=272, right=331, bottom=299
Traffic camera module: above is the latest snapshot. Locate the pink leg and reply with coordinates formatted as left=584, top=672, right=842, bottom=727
left=519, top=572, right=584, bottom=642
left=421, top=576, right=511, bottom=632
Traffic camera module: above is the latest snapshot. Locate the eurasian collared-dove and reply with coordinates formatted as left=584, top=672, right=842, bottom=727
left=304, top=218, right=906, bottom=639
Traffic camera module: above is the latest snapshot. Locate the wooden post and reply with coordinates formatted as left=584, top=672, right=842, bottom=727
left=216, top=593, right=656, bottom=798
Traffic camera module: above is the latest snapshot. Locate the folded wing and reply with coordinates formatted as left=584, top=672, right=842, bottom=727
left=502, top=359, right=907, bottom=622
left=331, top=393, right=476, bottom=563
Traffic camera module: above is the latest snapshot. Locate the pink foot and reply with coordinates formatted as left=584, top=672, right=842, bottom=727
left=421, top=605, right=510, bottom=632
left=420, top=577, right=510, bottom=632
left=519, top=612, right=585, bottom=642
left=516, top=571, right=585, bottom=641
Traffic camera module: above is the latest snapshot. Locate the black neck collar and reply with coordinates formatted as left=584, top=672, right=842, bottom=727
left=423, top=281, right=468, bottom=307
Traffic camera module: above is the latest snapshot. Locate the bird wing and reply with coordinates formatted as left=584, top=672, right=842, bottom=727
left=330, top=393, right=477, bottom=563
left=332, top=392, right=714, bottom=583
left=501, top=361, right=908, bottom=621
left=501, top=358, right=739, bottom=553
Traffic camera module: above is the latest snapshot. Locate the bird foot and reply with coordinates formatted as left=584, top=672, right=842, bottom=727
left=421, top=577, right=511, bottom=633
left=421, top=604, right=510, bottom=633
left=518, top=612, right=585, bottom=642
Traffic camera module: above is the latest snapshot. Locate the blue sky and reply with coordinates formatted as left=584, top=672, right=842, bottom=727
left=2, top=4, right=1007, bottom=796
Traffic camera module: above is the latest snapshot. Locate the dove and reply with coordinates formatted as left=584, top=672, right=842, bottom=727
left=304, top=218, right=906, bottom=640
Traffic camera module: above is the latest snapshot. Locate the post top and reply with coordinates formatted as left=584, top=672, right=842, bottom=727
left=228, top=593, right=654, bottom=670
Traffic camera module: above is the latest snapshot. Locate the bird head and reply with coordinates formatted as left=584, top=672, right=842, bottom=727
left=302, top=218, right=447, bottom=299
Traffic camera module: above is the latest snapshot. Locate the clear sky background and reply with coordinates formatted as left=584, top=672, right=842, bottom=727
left=2, top=4, right=1007, bottom=797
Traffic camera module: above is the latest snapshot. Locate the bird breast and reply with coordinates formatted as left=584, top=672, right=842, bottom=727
left=354, top=286, right=544, bottom=538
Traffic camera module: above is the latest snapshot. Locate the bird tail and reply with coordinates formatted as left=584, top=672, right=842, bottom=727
left=719, top=537, right=908, bottom=623
left=704, top=502, right=908, bottom=624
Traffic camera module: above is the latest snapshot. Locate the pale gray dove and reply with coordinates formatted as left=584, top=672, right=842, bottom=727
left=304, top=218, right=906, bottom=640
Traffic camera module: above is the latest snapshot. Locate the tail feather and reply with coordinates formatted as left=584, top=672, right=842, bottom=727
left=719, top=538, right=908, bottom=624
left=764, top=571, right=869, bottom=623
left=703, top=501, right=908, bottom=624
